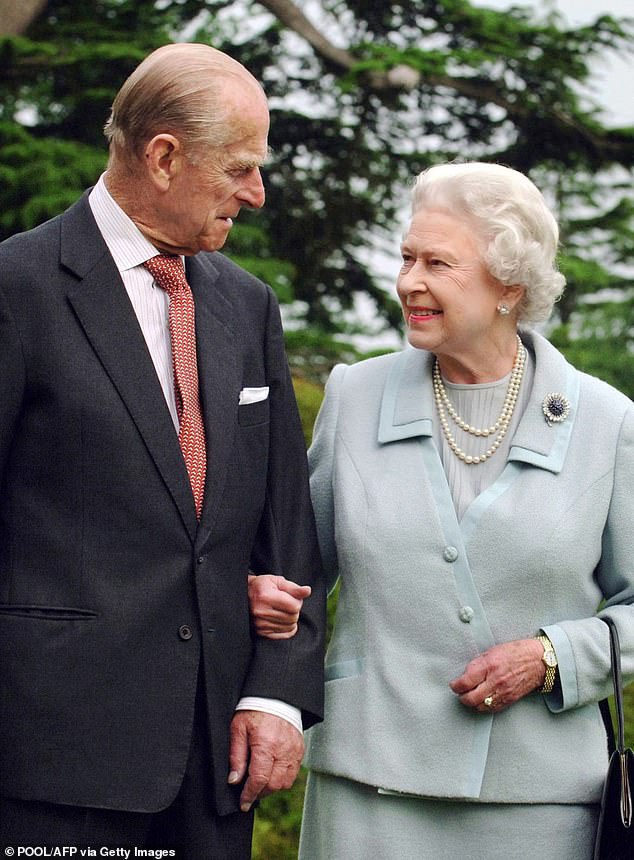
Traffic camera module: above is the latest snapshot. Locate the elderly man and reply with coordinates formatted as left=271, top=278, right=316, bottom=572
left=0, top=43, right=324, bottom=857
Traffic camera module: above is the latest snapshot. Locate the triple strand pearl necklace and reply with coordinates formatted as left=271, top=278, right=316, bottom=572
left=432, top=334, right=526, bottom=465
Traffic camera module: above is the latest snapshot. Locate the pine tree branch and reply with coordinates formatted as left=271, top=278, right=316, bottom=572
left=256, top=0, right=632, bottom=163
left=256, top=0, right=421, bottom=89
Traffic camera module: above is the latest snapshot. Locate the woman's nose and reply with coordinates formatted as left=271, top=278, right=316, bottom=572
left=398, top=264, right=428, bottom=296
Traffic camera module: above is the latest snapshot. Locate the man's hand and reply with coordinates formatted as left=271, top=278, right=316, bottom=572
left=228, top=710, right=304, bottom=812
left=248, top=574, right=311, bottom=639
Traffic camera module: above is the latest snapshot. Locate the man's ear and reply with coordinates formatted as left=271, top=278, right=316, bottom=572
left=144, top=134, right=182, bottom=191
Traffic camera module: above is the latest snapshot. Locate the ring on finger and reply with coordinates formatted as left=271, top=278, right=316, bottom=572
left=483, top=695, right=495, bottom=710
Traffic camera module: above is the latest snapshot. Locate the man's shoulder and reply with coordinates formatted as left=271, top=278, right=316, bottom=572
left=0, top=219, right=67, bottom=302
left=0, top=193, right=91, bottom=266
left=201, top=250, right=267, bottom=289
left=193, top=251, right=275, bottom=317
left=1, top=212, right=62, bottom=256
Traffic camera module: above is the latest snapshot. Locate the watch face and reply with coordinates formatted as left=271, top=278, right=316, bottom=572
left=544, top=651, right=557, bottom=668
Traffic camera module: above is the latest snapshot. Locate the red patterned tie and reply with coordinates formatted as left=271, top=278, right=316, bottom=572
left=144, top=254, right=207, bottom=519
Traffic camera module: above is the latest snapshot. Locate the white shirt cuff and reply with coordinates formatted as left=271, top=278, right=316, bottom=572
left=235, top=697, right=303, bottom=735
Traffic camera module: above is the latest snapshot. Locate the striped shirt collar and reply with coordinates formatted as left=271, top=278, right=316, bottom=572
left=88, top=173, right=160, bottom=273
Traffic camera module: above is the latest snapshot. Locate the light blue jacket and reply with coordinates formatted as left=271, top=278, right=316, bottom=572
left=304, top=329, right=634, bottom=803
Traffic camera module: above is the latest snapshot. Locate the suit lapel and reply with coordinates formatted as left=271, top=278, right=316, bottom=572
left=378, top=348, right=435, bottom=443
left=186, top=254, right=242, bottom=546
left=61, top=195, right=199, bottom=541
left=507, top=330, right=579, bottom=473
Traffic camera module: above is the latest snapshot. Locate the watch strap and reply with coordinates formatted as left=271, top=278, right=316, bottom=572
left=536, top=633, right=557, bottom=694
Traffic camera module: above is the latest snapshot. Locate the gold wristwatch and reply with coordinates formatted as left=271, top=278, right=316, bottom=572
left=536, top=633, right=558, bottom=694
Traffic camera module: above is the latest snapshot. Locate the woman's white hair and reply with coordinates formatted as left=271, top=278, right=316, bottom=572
left=410, top=162, right=566, bottom=324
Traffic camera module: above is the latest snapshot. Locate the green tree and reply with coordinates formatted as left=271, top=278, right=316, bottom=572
left=1, top=5, right=633, bottom=851
left=1, top=0, right=632, bottom=386
left=537, top=164, right=634, bottom=394
left=195, top=0, right=634, bottom=389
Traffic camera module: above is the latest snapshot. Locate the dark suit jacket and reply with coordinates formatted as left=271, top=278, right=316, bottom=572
left=0, top=192, right=325, bottom=815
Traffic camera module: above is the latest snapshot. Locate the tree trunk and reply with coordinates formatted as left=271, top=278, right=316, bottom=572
left=0, top=0, right=47, bottom=35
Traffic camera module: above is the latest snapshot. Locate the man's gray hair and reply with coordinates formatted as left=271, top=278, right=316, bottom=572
left=104, top=43, right=257, bottom=165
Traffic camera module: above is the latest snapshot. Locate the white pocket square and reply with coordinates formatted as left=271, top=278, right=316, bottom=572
left=239, top=386, right=269, bottom=405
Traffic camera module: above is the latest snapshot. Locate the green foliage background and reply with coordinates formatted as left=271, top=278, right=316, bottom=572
left=0, top=0, right=633, bottom=855
left=1, top=0, right=633, bottom=389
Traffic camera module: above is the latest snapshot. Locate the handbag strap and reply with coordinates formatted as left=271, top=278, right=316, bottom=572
left=603, top=616, right=626, bottom=754
left=602, top=615, right=634, bottom=832
left=600, top=697, right=616, bottom=756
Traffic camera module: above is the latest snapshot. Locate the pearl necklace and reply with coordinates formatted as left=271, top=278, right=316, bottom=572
left=432, top=334, right=526, bottom=465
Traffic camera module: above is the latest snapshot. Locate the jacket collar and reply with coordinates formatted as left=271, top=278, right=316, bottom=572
left=61, top=193, right=242, bottom=543
left=378, top=330, right=579, bottom=474
left=61, top=194, right=199, bottom=541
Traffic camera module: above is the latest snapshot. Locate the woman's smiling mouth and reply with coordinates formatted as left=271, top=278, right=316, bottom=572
left=408, top=307, right=442, bottom=323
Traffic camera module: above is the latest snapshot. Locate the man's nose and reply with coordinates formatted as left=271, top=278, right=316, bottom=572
left=238, top=168, right=265, bottom=209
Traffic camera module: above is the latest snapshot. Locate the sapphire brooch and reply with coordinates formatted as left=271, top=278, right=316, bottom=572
left=542, top=393, right=570, bottom=426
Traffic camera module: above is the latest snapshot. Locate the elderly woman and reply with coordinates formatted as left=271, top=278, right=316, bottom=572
left=248, top=162, right=634, bottom=859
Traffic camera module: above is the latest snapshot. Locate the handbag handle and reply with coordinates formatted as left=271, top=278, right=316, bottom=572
left=604, top=616, right=626, bottom=754
left=602, top=615, right=633, bottom=829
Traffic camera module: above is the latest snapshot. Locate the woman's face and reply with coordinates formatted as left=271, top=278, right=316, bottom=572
left=397, top=208, right=515, bottom=367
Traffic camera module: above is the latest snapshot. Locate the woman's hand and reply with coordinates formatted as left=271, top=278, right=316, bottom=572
left=449, top=638, right=546, bottom=713
left=248, top=574, right=311, bottom=639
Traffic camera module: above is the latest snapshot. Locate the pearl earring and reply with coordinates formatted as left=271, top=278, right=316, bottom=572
left=497, top=303, right=510, bottom=316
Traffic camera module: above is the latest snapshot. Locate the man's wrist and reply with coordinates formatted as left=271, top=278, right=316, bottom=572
left=235, top=697, right=303, bottom=734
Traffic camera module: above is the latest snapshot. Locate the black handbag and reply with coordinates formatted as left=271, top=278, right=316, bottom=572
left=594, top=616, right=634, bottom=859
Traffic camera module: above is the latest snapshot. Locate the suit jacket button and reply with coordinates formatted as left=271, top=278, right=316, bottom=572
left=459, top=606, right=475, bottom=623
left=178, top=625, right=193, bottom=641
left=443, top=546, right=459, bottom=562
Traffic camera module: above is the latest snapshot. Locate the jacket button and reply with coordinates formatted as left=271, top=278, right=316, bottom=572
left=178, top=625, right=193, bottom=641
left=197, top=555, right=206, bottom=565
left=443, top=546, right=459, bottom=562
left=459, top=606, right=475, bottom=623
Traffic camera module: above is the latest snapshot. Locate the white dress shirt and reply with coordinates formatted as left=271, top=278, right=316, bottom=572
left=88, top=175, right=302, bottom=734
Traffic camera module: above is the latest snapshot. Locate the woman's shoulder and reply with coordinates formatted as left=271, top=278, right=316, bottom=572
left=575, top=371, right=634, bottom=451
left=327, top=349, right=406, bottom=387
left=577, top=368, right=632, bottom=410
left=528, top=329, right=633, bottom=415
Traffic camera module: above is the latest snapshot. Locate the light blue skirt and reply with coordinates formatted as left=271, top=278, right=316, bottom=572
left=299, top=770, right=599, bottom=860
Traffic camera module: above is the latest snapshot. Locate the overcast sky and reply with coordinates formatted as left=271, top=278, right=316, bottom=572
left=477, top=0, right=633, bottom=125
